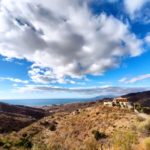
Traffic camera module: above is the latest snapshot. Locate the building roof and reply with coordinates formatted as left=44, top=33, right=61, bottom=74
left=113, top=97, right=128, bottom=102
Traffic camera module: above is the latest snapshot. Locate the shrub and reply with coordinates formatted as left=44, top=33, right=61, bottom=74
left=0, top=127, right=5, bottom=134
left=134, top=103, right=143, bottom=112
left=92, top=130, right=107, bottom=141
left=40, top=120, right=57, bottom=131
left=112, top=130, right=137, bottom=150
left=3, top=142, right=11, bottom=149
left=49, top=123, right=56, bottom=131
left=144, top=137, right=150, bottom=150
left=22, top=133, right=28, bottom=138
left=0, top=140, right=4, bottom=146
left=0, top=139, right=12, bottom=149
left=17, top=137, right=32, bottom=148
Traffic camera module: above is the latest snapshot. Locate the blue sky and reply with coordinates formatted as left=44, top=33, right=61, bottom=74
left=0, top=0, right=150, bottom=99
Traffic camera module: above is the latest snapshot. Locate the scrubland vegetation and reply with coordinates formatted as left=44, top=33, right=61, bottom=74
left=0, top=104, right=150, bottom=150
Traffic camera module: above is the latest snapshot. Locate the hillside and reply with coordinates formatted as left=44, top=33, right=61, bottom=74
left=0, top=104, right=141, bottom=150
left=0, top=91, right=150, bottom=149
left=122, top=91, right=150, bottom=107
left=0, top=103, right=47, bottom=133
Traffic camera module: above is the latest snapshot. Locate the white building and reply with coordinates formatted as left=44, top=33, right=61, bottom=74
left=103, top=101, right=113, bottom=106
left=113, top=97, right=133, bottom=109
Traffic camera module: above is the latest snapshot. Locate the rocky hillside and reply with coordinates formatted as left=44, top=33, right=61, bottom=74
left=0, top=103, right=47, bottom=133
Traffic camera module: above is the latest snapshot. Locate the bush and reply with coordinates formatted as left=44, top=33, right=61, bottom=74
left=112, top=130, right=137, bottom=150
left=92, top=130, right=107, bottom=141
left=40, top=120, right=57, bottom=131
left=144, top=137, right=150, bottom=150
left=0, top=140, right=4, bottom=146
left=49, top=123, right=56, bottom=131
left=0, top=139, right=12, bottom=149
left=17, top=137, right=32, bottom=148
left=3, top=142, right=11, bottom=149
left=134, top=103, right=143, bottom=112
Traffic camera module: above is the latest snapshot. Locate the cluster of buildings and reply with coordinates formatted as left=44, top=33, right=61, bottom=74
left=103, top=97, right=133, bottom=109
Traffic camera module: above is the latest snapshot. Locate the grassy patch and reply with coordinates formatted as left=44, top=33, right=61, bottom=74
left=143, top=137, right=150, bottom=150
left=112, top=130, right=137, bottom=150
left=138, top=118, right=150, bottom=136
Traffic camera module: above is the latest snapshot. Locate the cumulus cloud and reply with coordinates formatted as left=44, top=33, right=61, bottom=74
left=119, top=74, right=150, bottom=84
left=124, top=0, right=149, bottom=18
left=16, top=84, right=149, bottom=96
left=0, top=77, right=29, bottom=84
left=0, top=0, right=144, bottom=84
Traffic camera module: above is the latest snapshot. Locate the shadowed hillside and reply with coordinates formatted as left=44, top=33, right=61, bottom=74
left=0, top=103, right=47, bottom=133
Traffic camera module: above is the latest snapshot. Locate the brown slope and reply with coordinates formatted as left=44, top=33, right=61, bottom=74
left=0, top=102, right=47, bottom=133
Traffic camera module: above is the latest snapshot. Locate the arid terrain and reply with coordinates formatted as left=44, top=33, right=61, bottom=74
left=0, top=91, right=150, bottom=150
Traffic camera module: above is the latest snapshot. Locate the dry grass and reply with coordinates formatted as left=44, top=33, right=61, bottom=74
left=138, top=118, right=150, bottom=136
left=143, top=137, right=150, bottom=150
left=112, top=130, right=137, bottom=150
left=0, top=105, right=138, bottom=150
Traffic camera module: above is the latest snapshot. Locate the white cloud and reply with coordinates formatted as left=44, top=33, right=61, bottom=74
left=28, top=66, right=77, bottom=84
left=119, top=74, right=150, bottom=84
left=15, top=84, right=149, bottom=96
left=124, top=0, right=149, bottom=17
left=145, top=33, right=150, bottom=44
left=101, top=0, right=119, bottom=3
left=0, top=0, right=144, bottom=84
left=0, top=77, right=29, bottom=84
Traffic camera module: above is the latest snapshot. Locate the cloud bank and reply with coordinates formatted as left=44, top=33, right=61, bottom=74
left=16, top=84, right=149, bottom=96
left=0, top=0, right=144, bottom=84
